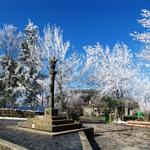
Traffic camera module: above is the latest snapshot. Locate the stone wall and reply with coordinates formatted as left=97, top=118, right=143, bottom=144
left=0, top=108, right=35, bottom=118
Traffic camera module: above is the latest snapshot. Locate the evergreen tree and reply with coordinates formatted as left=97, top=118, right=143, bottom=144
left=18, top=20, right=41, bottom=109
left=0, top=24, right=22, bottom=108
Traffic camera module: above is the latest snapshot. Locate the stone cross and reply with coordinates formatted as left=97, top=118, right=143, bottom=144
left=49, top=57, right=57, bottom=109
left=45, top=57, right=58, bottom=116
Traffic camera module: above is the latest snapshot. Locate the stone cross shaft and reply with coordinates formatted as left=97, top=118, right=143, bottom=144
left=49, top=57, right=57, bottom=109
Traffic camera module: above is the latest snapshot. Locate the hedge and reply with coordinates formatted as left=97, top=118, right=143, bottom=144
left=124, top=115, right=144, bottom=121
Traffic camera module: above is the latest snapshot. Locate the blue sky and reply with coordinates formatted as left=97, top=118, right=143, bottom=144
left=0, top=0, right=149, bottom=53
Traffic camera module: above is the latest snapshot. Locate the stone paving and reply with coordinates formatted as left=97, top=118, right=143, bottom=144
left=0, top=120, right=83, bottom=150
left=84, top=123, right=150, bottom=150
left=1, top=120, right=150, bottom=150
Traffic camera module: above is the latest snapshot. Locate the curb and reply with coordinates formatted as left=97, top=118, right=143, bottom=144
left=79, top=131, right=93, bottom=150
left=0, top=138, right=28, bottom=150
left=0, top=117, right=27, bottom=121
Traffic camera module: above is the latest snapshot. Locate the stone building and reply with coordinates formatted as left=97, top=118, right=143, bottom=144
left=83, top=100, right=100, bottom=117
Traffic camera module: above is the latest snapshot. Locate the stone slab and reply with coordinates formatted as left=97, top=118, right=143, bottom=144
left=52, top=119, right=74, bottom=125
left=52, top=122, right=82, bottom=132
left=17, top=126, right=94, bottom=136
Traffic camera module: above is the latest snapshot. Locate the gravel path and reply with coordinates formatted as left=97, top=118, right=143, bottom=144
left=84, top=123, right=150, bottom=150
left=0, top=120, right=83, bottom=150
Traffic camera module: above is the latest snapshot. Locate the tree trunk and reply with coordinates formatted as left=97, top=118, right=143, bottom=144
left=12, top=100, right=15, bottom=109
left=30, top=102, right=33, bottom=110
left=3, top=99, right=6, bottom=108
left=144, top=111, right=150, bottom=121
left=41, top=94, right=44, bottom=107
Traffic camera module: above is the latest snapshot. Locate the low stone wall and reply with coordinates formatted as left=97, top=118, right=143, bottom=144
left=0, top=108, right=35, bottom=118
left=79, top=131, right=93, bottom=150
left=127, top=121, right=150, bottom=128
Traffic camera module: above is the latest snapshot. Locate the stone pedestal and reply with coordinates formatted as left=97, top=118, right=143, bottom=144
left=18, top=115, right=82, bottom=132
left=18, top=108, right=83, bottom=133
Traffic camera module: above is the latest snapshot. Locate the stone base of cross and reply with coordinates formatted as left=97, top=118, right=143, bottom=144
left=44, top=108, right=58, bottom=116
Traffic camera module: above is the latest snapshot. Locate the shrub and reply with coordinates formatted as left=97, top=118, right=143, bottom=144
left=124, top=116, right=138, bottom=121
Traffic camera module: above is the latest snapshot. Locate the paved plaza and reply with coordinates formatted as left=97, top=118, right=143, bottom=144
left=0, top=120, right=150, bottom=150
left=85, top=123, right=150, bottom=150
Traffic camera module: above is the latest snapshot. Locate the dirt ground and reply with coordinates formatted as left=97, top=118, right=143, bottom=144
left=85, top=123, right=150, bottom=150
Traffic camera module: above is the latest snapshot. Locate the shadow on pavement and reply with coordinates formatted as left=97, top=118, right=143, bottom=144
left=87, top=134, right=101, bottom=150
left=94, top=133, right=103, bottom=137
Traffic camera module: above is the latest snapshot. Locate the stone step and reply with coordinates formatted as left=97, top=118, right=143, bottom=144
left=52, top=122, right=82, bottom=132
left=52, top=116, right=67, bottom=120
left=19, top=121, right=82, bottom=132
left=34, top=115, right=67, bottom=120
left=52, top=119, right=74, bottom=125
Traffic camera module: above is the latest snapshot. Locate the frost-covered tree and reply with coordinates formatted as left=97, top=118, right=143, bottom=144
left=82, top=42, right=141, bottom=120
left=131, top=9, right=150, bottom=119
left=0, top=64, right=5, bottom=107
left=39, top=25, right=81, bottom=111
left=0, top=24, right=22, bottom=108
left=83, top=43, right=136, bottom=100
left=131, top=9, right=150, bottom=60
left=130, top=74, right=150, bottom=120
left=18, top=21, right=42, bottom=109
left=82, top=43, right=104, bottom=88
